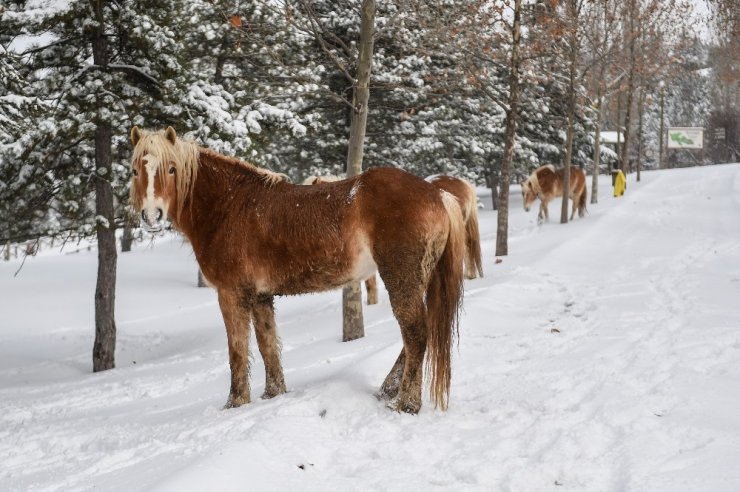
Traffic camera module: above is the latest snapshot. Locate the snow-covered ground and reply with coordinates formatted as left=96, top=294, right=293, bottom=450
left=2, top=165, right=739, bottom=492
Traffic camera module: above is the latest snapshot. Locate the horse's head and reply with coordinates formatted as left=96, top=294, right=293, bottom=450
left=521, top=179, right=538, bottom=212
left=129, top=126, right=196, bottom=232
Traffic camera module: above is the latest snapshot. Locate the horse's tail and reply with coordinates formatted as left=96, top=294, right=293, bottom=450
left=465, top=200, right=484, bottom=278
left=425, top=192, right=465, bottom=410
left=578, top=178, right=588, bottom=217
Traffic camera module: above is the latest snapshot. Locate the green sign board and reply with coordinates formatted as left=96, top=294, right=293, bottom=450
left=667, top=127, right=703, bottom=149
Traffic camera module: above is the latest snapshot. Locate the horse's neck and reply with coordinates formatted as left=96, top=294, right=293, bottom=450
left=177, top=152, right=265, bottom=243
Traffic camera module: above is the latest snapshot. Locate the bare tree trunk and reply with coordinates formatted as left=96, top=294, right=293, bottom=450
left=495, top=0, right=522, bottom=257
left=342, top=0, right=375, bottom=342
left=591, top=93, right=602, bottom=204
left=636, top=86, right=645, bottom=181
left=120, top=219, right=133, bottom=252
left=561, top=0, right=578, bottom=224
left=91, top=0, right=116, bottom=372
left=620, top=0, right=636, bottom=174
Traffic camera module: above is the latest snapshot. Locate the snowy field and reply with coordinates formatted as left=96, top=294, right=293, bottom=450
left=1, top=164, right=740, bottom=492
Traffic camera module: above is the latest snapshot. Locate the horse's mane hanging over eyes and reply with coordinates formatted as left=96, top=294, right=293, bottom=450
left=130, top=130, right=199, bottom=221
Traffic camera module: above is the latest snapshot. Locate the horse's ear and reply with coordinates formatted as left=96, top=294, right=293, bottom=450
left=165, top=126, right=177, bottom=145
left=130, top=126, right=142, bottom=147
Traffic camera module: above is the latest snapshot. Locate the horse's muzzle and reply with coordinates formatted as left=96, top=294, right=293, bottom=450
left=141, top=208, right=165, bottom=233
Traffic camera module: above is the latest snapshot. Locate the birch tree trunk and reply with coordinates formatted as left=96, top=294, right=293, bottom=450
left=342, top=0, right=375, bottom=342
left=91, top=0, right=117, bottom=372
left=494, top=0, right=522, bottom=257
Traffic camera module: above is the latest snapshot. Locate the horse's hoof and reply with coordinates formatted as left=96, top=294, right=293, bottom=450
left=261, top=384, right=287, bottom=400
left=399, top=400, right=421, bottom=414
left=375, top=389, right=393, bottom=402
left=386, top=397, right=421, bottom=414
left=224, top=394, right=250, bottom=409
left=376, top=383, right=400, bottom=402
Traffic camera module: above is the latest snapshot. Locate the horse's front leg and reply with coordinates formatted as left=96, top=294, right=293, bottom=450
left=569, top=195, right=577, bottom=220
left=538, top=200, right=547, bottom=224
left=217, top=288, right=253, bottom=408
left=253, top=294, right=287, bottom=399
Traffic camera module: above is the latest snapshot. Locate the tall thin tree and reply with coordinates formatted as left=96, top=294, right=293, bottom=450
left=495, top=0, right=523, bottom=256
left=342, top=0, right=376, bottom=341
left=90, top=0, right=117, bottom=371
left=559, top=0, right=580, bottom=224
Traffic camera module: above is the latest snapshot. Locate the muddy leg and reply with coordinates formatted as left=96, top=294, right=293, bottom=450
left=396, top=308, right=427, bottom=414
left=365, top=275, right=379, bottom=305
left=382, top=286, right=427, bottom=414
left=253, top=295, right=287, bottom=399
left=377, top=349, right=405, bottom=401
left=217, top=288, right=252, bottom=408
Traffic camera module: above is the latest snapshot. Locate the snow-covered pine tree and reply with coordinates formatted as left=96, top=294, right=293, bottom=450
left=1, top=0, right=200, bottom=370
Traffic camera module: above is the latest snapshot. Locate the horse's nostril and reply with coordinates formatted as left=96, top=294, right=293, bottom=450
left=141, top=210, right=147, bottom=223
left=155, top=208, right=163, bottom=221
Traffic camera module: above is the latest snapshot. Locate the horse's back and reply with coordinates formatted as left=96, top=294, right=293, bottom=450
left=427, top=175, right=475, bottom=202
left=355, top=168, right=452, bottom=245
left=427, top=175, right=476, bottom=220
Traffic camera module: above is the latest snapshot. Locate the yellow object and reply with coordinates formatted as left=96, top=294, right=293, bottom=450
left=614, top=170, right=626, bottom=197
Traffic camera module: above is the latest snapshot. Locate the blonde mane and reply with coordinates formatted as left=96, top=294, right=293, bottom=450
left=527, top=171, right=542, bottom=196
left=526, top=164, right=555, bottom=195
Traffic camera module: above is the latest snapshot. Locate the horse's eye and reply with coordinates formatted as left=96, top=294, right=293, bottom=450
left=168, top=166, right=176, bottom=175
left=132, top=169, right=138, bottom=177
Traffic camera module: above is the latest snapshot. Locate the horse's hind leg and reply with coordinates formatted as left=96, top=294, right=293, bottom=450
left=217, top=288, right=253, bottom=408
left=365, top=275, right=378, bottom=305
left=379, top=261, right=431, bottom=413
left=390, top=295, right=427, bottom=414
left=570, top=196, right=576, bottom=220
left=253, top=294, right=287, bottom=399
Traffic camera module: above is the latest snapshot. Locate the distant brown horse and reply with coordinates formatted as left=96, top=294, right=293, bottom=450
left=129, top=127, right=465, bottom=413
left=521, top=164, right=587, bottom=223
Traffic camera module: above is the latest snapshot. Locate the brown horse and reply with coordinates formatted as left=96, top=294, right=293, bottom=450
left=129, top=127, right=465, bottom=413
left=521, top=164, right=587, bottom=223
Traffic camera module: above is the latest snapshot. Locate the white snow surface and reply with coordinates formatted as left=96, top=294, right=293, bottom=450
left=2, top=165, right=740, bottom=491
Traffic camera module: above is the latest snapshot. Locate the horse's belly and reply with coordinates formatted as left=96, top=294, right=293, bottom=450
left=260, top=240, right=377, bottom=296
left=350, top=241, right=378, bottom=282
